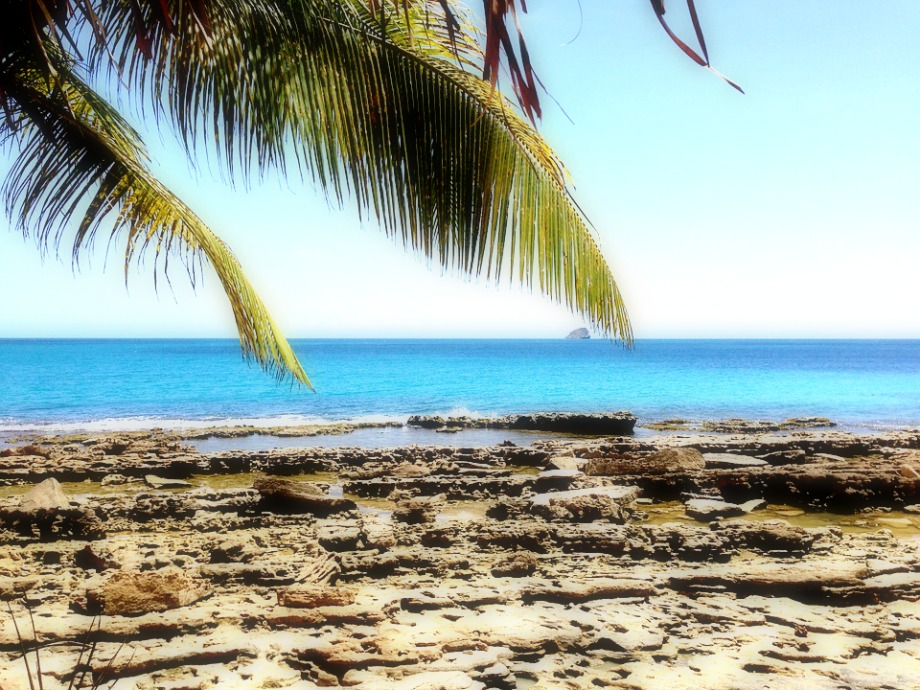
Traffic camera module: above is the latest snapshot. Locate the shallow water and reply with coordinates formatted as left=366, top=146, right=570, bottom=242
left=186, top=427, right=572, bottom=453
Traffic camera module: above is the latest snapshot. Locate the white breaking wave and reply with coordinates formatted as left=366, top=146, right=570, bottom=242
left=0, top=412, right=412, bottom=434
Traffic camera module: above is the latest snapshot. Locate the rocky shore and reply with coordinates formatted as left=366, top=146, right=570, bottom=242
left=1, top=426, right=919, bottom=689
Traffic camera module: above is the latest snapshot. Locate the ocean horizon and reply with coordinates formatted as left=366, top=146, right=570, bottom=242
left=1, top=337, right=919, bottom=434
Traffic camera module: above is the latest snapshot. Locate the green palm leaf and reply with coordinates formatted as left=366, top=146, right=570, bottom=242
left=95, top=0, right=632, bottom=341
left=2, top=56, right=311, bottom=386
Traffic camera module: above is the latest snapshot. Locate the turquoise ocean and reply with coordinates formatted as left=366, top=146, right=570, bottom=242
left=1, top=339, right=919, bottom=436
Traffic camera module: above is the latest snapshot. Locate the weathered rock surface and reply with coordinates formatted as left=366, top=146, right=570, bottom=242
left=252, top=476, right=357, bottom=516
left=685, top=497, right=766, bottom=522
left=587, top=447, right=705, bottom=475
left=1, top=428, right=919, bottom=690
left=82, top=568, right=211, bottom=615
left=20, top=478, right=70, bottom=511
left=407, top=411, right=637, bottom=435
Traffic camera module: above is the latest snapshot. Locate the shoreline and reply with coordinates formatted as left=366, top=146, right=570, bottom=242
left=1, top=425, right=919, bottom=688
left=4, top=411, right=917, bottom=445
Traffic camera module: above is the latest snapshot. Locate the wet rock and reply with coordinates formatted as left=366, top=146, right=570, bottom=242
left=144, top=474, right=193, bottom=489
left=407, top=415, right=447, bottom=429
left=530, top=485, right=640, bottom=509
left=253, top=477, right=357, bottom=516
left=83, top=567, right=211, bottom=616
left=685, top=498, right=766, bottom=522
left=505, top=412, right=636, bottom=435
left=586, top=447, right=705, bottom=475
left=407, top=412, right=636, bottom=435
left=485, top=497, right=531, bottom=521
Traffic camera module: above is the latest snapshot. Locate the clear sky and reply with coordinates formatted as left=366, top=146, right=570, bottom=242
left=2, top=1, right=918, bottom=339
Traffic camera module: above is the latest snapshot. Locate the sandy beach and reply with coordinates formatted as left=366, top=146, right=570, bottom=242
left=1, top=420, right=919, bottom=689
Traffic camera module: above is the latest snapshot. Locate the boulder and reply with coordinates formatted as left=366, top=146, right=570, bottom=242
left=84, top=568, right=211, bottom=616
left=277, top=584, right=356, bottom=608
left=20, top=478, right=69, bottom=511
left=0, top=480, right=104, bottom=541
left=253, top=477, right=357, bottom=516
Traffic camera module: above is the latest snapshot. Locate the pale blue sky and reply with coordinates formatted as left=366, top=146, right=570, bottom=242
left=2, top=1, right=918, bottom=338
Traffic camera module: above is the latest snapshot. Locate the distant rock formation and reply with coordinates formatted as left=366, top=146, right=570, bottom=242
left=565, top=327, right=590, bottom=340
left=407, top=411, right=637, bottom=436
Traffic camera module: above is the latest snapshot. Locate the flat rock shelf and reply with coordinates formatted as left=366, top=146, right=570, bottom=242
left=1, top=427, right=919, bottom=689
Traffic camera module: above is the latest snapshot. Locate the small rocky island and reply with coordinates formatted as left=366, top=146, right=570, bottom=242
left=565, top=327, right=590, bottom=339
left=1, top=423, right=919, bottom=689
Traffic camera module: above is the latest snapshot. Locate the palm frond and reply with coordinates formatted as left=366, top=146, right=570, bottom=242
left=90, top=0, right=632, bottom=342
left=1, top=54, right=311, bottom=386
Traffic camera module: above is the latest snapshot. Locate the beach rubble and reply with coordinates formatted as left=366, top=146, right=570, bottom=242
left=0, top=427, right=919, bottom=689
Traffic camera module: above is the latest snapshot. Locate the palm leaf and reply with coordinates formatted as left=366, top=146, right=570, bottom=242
left=1, top=54, right=311, bottom=387
left=92, top=0, right=632, bottom=342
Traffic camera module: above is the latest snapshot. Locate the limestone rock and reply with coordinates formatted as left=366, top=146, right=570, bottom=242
left=565, top=327, right=590, bottom=339
left=253, top=477, right=357, bottom=516
left=544, top=455, right=584, bottom=471
left=84, top=567, right=211, bottom=616
left=144, top=474, right=193, bottom=489
left=703, top=453, right=768, bottom=469
left=715, top=519, right=816, bottom=555
left=586, top=447, right=704, bottom=475
left=394, top=497, right=441, bottom=524
left=277, top=584, right=356, bottom=608
left=531, top=485, right=639, bottom=507
left=490, top=552, right=538, bottom=577
left=685, top=498, right=765, bottom=522
left=540, top=492, right=629, bottom=523
left=20, top=478, right=69, bottom=511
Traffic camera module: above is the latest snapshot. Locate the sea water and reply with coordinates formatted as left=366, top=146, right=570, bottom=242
left=0, top=339, right=919, bottom=433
